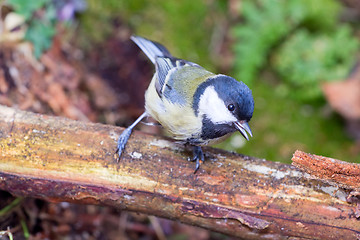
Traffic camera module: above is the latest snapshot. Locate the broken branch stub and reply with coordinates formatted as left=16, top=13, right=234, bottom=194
left=292, top=150, right=360, bottom=190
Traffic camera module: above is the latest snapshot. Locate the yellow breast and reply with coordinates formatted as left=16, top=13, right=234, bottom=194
left=145, top=76, right=202, bottom=141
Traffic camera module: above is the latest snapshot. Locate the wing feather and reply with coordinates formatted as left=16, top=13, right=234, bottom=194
left=131, top=35, right=204, bottom=99
left=130, top=36, right=171, bottom=63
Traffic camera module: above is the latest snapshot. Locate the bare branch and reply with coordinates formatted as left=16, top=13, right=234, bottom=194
left=0, top=105, right=359, bottom=239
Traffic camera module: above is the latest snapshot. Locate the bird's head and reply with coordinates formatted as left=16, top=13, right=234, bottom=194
left=193, top=75, right=254, bottom=141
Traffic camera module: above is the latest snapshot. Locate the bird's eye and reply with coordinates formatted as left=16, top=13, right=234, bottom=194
left=227, top=104, right=235, bottom=112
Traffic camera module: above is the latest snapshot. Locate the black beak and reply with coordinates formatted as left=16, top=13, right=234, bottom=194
left=234, top=121, right=253, bottom=141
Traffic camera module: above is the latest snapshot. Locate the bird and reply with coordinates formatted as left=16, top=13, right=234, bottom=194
left=116, top=35, right=254, bottom=173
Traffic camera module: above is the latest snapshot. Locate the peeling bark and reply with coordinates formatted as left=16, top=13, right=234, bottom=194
left=0, top=105, right=359, bottom=239
left=292, top=150, right=360, bottom=190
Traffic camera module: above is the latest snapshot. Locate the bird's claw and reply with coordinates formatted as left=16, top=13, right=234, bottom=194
left=189, top=146, right=204, bottom=174
left=115, top=128, right=132, bottom=161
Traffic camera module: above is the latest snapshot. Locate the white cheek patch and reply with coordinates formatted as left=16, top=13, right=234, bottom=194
left=198, top=86, right=237, bottom=124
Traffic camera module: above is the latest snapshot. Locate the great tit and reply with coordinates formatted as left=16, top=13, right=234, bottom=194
left=116, top=36, right=254, bottom=173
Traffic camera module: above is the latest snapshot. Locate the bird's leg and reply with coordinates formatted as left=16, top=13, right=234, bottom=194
left=116, top=112, right=147, bottom=161
left=190, top=146, right=205, bottom=174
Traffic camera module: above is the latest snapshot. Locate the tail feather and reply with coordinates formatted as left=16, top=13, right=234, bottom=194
left=131, top=35, right=172, bottom=64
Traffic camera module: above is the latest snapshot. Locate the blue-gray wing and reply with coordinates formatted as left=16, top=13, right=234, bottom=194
left=131, top=35, right=171, bottom=63
left=130, top=35, right=202, bottom=97
left=155, top=57, right=200, bottom=98
left=131, top=35, right=204, bottom=102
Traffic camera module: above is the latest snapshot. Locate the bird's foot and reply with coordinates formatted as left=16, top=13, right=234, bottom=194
left=115, top=112, right=147, bottom=162
left=115, top=127, right=132, bottom=161
left=189, top=146, right=204, bottom=174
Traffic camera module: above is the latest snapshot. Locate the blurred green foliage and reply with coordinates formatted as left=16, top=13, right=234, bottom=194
left=6, top=0, right=50, bottom=20
left=80, top=0, right=227, bottom=70
left=25, top=11, right=57, bottom=59
left=233, top=0, right=359, bottom=101
left=216, top=81, right=357, bottom=164
left=7, top=0, right=56, bottom=58
left=78, top=1, right=360, bottom=164
left=273, top=27, right=359, bottom=100
left=6, top=0, right=85, bottom=58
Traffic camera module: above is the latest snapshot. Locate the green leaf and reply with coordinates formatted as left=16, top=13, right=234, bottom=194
left=25, top=19, right=56, bottom=58
left=6, top=0, right=51, bottom=20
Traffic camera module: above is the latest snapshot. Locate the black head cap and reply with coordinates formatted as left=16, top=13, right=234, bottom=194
left=193, top=75, right=254, bottom=122
left=213, top=75, right=254, bottom=121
